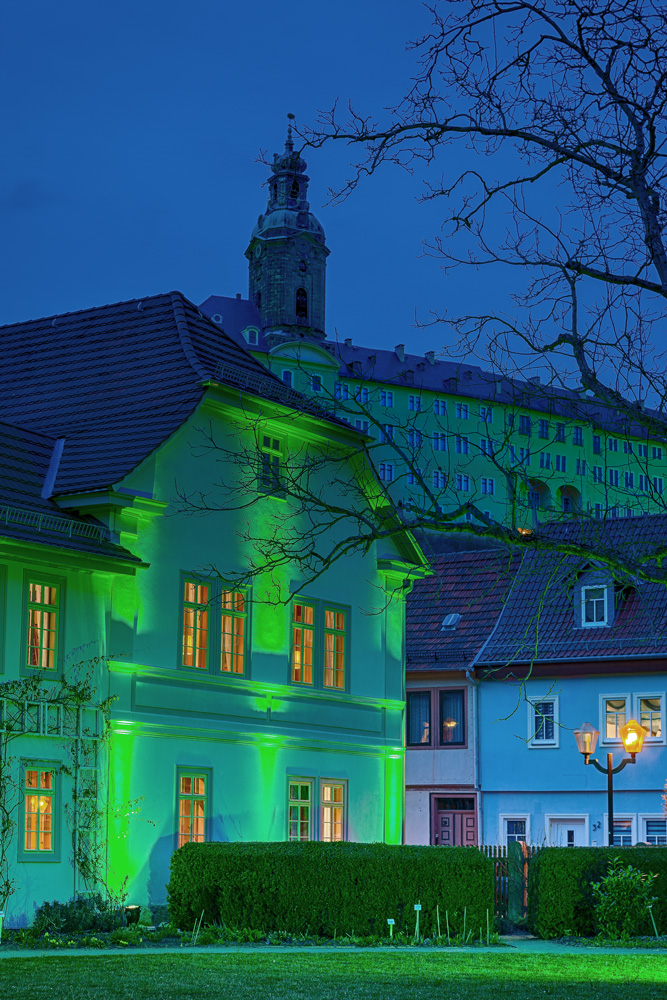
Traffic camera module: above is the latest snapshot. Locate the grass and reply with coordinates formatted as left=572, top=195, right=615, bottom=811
left=1, top=951, right=667, bottom=998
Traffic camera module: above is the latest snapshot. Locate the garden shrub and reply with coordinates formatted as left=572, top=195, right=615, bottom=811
left=167, top=841, right=494, bottom=938
left=32, top=893, right=125, bottom=934
left=592, top=858, right=658, bottom=939
left=528, top=847, right=667, bottom=939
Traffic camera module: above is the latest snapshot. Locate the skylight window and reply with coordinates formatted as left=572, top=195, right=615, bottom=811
left=440, top=613, right=461, bottom=632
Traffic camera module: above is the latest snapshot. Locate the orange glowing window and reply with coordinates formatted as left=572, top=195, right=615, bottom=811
left=323, top=609, right=346, bottom=689
left=321, top=782, right=345, bottom=842
left=182, top=580, right=210, bottom=669
left=292, top=603, right=315, bottom=684
left=26, top=582, right=59, bottom=670
left=177, top=773, right=207, bottom=848
left=24, top=768, right=54, bottom=853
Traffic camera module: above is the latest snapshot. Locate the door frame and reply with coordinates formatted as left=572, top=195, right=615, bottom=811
left=545, top=813, right=589, bottom=847
left=430, top=790, right=479, bottom=847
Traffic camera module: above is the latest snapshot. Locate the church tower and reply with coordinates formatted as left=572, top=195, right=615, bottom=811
left=246, top=120, right=329, bottom=341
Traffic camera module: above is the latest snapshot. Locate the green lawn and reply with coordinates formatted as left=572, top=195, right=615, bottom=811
left=1, top=951, right=667, bottom=999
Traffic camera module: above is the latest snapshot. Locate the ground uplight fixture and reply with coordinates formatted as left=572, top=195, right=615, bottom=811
left=574, top=719, right=647, bottom=847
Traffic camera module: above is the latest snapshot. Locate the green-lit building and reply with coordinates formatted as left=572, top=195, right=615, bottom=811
left=202, top=130, right=667, bottom=531
left=0, top=293, right=426, bottom=926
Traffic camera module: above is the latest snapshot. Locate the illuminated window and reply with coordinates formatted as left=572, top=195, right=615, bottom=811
left=639, top=696, right=662, bottom=738
left=292, top=600, right=349, bottom=690
left=407, top=691, right=431, bottom=746
left=440, top=689, right=465, bottom=745
left=604, top=697, right=627, bottom=739
left=220, top=589, right=246, bottom=675
left=182, top=580, right=210, bottom=670
left=177, top=771, right=208, bottom=848
left=324, top=608, right=346, bottom=689
left=582, top=586, right=607, bottom=627
left=26, top=580, right=59, bottom=671
left=23, top=766, right=55, bottom=856
left=181, top=578, right=249, bottom=676
left=288, top=781, right=312, bottom=841
left=259, top=435, right=282, bottom=495
left=291, top=602, right=315, bottom=684
left=321, top=782, right=345, bottom=841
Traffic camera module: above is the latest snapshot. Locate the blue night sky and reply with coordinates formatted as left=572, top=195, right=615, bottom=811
left=1, top=1, right=505, bottom=356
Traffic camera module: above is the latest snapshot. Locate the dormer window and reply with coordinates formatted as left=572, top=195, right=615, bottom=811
left=244, top=327, right=259, bottom=346
left=582, top=585, right=607, bottom=627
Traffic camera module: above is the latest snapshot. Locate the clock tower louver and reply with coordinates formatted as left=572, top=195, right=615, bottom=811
left=246, top=121, right=329, bottom=342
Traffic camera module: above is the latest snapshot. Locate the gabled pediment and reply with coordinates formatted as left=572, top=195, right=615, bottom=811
left=268, top=340, right=340, bottom=370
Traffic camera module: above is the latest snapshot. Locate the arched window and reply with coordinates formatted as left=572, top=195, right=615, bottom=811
left=272, top=182, right=278, bottom=201
left=254, top=291, right=261, bottom=310
left=296, top=287, right=307, bottom=320
left=290, top=180, right=299, bottom=200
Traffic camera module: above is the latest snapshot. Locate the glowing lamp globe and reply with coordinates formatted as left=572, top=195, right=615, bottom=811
left=574, top=722, right=599, bottom=757
left=619, top=719, right=647, bottom=756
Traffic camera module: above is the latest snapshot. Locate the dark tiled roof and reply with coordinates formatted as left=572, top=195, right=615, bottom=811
left=200, top=296, right=657, bottom=435
left=0, top=292, right=343, bottom=496
left=481, top=515, right=667, bottom=664
left=0, top=420, right=140, bottom=562
left=406, top=548, right=520, bottom=670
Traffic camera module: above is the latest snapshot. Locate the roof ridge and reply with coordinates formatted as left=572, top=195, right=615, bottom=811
left=169, top=292, right=210, bottom=381
left=0, top=291, right=177, bottom=331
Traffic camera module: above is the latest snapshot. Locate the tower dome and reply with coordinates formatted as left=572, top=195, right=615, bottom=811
left=245, top=120, right=329, bottom=341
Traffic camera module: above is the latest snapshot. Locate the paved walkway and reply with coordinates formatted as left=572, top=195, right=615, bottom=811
left=0, top=937, right=666, bottom=959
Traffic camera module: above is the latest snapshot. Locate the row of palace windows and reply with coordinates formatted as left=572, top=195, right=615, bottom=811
left=17, top=765, right=348, bottom=862
left=19, top=575, right=349, bottom=692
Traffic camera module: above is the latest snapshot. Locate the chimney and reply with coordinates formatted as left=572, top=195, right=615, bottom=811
left=236, top=293, right=241, bottom=300
left=529, top=376, right=541, bottom=386
left=344, top=338, right=353, bottom=348
left=395, top=344, right=405, bottom=362
left=425, top=351, right=435, bottom=365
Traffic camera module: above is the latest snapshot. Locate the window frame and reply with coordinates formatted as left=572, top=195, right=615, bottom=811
left=258, top=434, right=284, bottom=496
left=500, top=814, right=530, bottom=846
left=22, top=572, right=65, bottom=677
left=604, top=813, right=636, bottom=847
left=634, top=691, right=665, bottom=745
left=640, top=814, right=667, bottom=845
left=406, top=687, right=467, bottom=750
left=581, top=585, right=608, bottom=628
left=290, top=598, right=350, bottom=692
left=19, top=760, right=61, bottom=863
left=175, top=766, right=211, bottom=850
left=599, top=693, right=631, bottom=744
left=320, top=779, right=347, bottom=843
left=527, top=696, right=559, bottom=748
left=287, top=777, right=314, bottom=842
left=179, top=574, right=250, bottom=679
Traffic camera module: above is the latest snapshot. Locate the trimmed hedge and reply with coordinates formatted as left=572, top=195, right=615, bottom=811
left=167, top=841, right=494, bottom=937
left=528, top=847, right=667, bottom=938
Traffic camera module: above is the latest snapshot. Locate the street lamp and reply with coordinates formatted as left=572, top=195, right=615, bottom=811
left=574, top=720, right=647, bottom=847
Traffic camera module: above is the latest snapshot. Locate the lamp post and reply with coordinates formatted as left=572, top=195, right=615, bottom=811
left=574, top=720, right=647, bottom=847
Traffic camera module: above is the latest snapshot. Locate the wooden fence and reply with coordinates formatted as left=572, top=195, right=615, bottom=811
left=479, top=843, right=540, bottom=918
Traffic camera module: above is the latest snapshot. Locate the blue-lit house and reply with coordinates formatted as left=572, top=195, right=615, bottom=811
left=406, top=519, right=667, bottom=848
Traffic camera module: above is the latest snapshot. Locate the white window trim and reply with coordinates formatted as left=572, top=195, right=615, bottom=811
left=544, top=814, right=589, bottom=847
left=499, top=813, right=530, bottom=846
left=633, top=691, right=666, bottom=745
left=639, top=813, right=667, bottom=845
left=527, top=695, right=559, bottom=748
left=603, top=813, right=636, bottom=847
left=599, top=692, right=631, bottom=745
left=581, top=584, right=609, bottom=628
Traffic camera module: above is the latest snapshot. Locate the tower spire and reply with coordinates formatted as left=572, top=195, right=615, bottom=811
left=245, top=121, right=329, bottom=342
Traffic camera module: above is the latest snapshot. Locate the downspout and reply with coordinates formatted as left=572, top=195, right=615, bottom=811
left=466, top=552, right=526, bottom=845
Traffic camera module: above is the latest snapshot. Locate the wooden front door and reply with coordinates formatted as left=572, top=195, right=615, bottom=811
left=432, top=796, right=478, bottom=846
